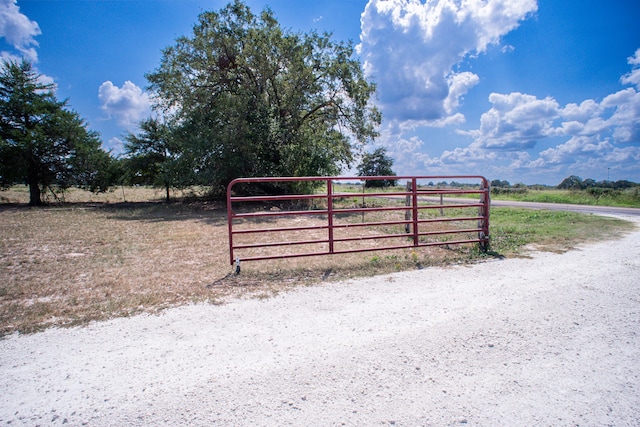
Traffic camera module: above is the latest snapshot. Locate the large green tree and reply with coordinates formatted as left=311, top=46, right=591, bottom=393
left=0, top=60, right=114, bottom=205
left=357, top=147, right=397, bottom=188
left=146, top=0, right=380, bottom=194
left=557, top=175, right=584, bottom=190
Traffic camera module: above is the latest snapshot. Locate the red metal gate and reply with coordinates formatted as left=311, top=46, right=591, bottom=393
left=227, top=176, right=490, bottom=268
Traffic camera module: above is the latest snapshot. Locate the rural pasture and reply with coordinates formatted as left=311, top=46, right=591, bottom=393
left=0, top=185, right=633, bottom=336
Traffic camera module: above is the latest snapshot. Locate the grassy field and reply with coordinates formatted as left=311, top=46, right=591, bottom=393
left=490, top=188, right=640, bottom=208
left=0, top=185, right=635, bottom=336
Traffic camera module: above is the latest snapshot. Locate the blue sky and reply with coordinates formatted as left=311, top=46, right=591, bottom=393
left=2, top=0, right=640, bottom=185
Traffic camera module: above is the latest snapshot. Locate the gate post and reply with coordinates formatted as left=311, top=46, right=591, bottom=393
left=478, top=178, right=490, bottom=252
left=227, top=180, right=235, bottom=265
left=405, top=181, right=412, bottom=234
left=411, top=178, right=419, bottom=246
left=327, top=179, right=335, bottom=254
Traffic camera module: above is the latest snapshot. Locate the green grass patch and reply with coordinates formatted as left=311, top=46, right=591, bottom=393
left=491, top=188, right=640, bottom=208
left=487, top=208, right=635, bottom=255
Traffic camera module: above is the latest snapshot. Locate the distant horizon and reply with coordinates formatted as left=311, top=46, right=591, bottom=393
left=2, top=0, right=639, bottom=186
left=327, top=175, right=640, bottom=188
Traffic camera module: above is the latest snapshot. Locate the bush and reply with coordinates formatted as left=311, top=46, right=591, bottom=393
left=491, top=187, right=528, bottom=196
left=585, top=187, right=619, bottom=199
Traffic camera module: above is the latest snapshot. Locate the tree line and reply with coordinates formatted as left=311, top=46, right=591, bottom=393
left=556, top=175, right=638, bottom=190
left=491, top=177, right=639, bottom=191
left=1, top=0, right=385, bottom=205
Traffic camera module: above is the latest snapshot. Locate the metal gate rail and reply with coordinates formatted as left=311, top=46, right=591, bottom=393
left=227, top=175, right=490, bottom=266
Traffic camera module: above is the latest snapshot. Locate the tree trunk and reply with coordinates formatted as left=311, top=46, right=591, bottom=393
left=28, top=176, right=42, bottom=206
left=165, top=184, right=170, bottom=203
left=26, top=156, right=44, bottom=205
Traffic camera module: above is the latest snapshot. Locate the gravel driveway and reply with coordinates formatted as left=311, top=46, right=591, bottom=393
left=1, top=214, right=639, bottom=426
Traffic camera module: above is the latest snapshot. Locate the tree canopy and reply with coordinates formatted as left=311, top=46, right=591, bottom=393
left=122, top=118, right=187, bottom=202
left=357, top=147, right=397, bottom=188
left=0, top=60, right=114, bottom=205
left=145, top=0, right=380, bottom=195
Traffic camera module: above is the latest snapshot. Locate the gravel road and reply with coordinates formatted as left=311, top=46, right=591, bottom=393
left=1, top=214, right=639, bottom=426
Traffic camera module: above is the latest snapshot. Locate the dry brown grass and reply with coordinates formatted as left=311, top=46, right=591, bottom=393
left=1, top=201, right=226, bottom=334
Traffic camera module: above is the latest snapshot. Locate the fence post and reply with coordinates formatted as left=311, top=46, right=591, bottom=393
left=227, top=180, right=235, bottom=265
left=412, top=178, right=419, bottom=246
left=478, top=179, right=490, bottom=252
left=405, top=181, right=412, bottom=233
left=327, top=179, right=335, bottom=254
left=362, top=183, right=365, bottom=223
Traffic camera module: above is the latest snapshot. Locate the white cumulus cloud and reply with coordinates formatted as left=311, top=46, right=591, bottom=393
left=620, top=48, right=640, bottom=88
left=473, top=92, right=560, bottom=149
left=98, top=80, right=151, bottom=129
left=389, top=48, right=640, bottom=183
left=357, top=0, right=537, bottom=124
left=536, top=136, right=613, bottom=165
left=0, top=0, right=41, bottom=62
left=448, top=49, right=640, bottom=180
